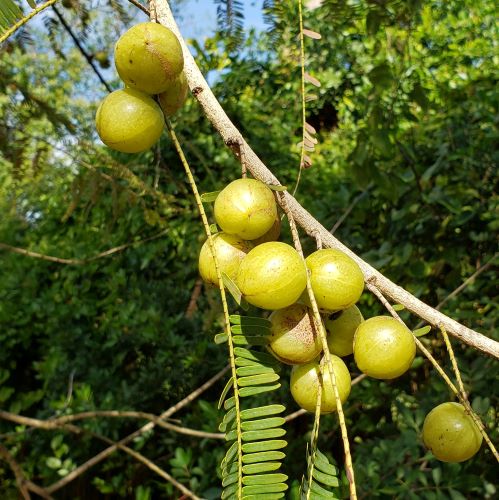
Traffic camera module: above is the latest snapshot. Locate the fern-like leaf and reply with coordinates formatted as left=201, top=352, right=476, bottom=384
left=220, top=315, right=289, bottom=499
left=301, top=449, right=341, bottom=499
left=214, top=0, right=244, bottom=52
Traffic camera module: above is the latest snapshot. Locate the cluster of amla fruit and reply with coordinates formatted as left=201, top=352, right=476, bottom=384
left=95, top=22, right=188, bottom=153
left=199, top=178, right=483, bottom=463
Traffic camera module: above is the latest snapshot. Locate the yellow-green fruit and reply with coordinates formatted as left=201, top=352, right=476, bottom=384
left=114, top=22, right=183, bottom=95
left=253, top=213, right=281, bottom=245
left=198, top=233, right=253, bottom=286
left=95, top=88, right=164, bottom=153
left=268, top=304, right=322, bottom=365
left=422, top=402, right=482, bottom=462
left=158, top=71, right=188, bottom=116
left=325, top=305, right=364, bottom=357
left=305, top=249, right=364, bottom=312
left=214, top=178, right=278, bottom=240
left=236, top=242, right=307, bottom=310
left=290, top=357, right=351, bottom=413
left=353, top=316, right=416, bottom=379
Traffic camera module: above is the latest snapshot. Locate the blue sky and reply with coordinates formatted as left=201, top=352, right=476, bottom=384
left=177, top=0, right=266, bottom=40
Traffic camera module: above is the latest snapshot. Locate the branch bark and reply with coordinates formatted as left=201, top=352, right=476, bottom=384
left=155, top=0, right=499, bottom=359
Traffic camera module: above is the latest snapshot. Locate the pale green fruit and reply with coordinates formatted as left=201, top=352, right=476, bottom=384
left=422, top=402, right=482, bottom=463
left=353, top=316, right=416, bottom=379
left=158, top=71, right=188, bottom=116
left=268, top=304, right=322, bottom=365
left=290, top=357, right=351, bottom=413
left=305, top=249, right=364, bottom=312
left=325, top=305, right=364, bottom=357
left=114, top=22, right=183, bottom=95
left=95, top=88, right=164, bottom=153
left=236, top=242, right=307, bottom=310
left=214, top=178, right=278, bottom=240
left=253, top=213, right=281, bottom=245
left=198, top=233, right=253, bottom=286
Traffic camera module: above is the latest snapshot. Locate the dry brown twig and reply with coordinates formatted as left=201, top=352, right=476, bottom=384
left=154, top=0, right=499, bottom=359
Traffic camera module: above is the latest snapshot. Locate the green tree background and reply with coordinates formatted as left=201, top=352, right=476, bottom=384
left=0, top=0, right=497, bottom=498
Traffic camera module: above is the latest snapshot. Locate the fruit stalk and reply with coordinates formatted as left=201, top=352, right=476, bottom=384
left=278, top=192, right=357, bottom=500
left=165, top=118, right=245, bottom=495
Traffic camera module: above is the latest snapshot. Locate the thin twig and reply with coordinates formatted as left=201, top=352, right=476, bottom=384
left=439, top=324, right=467, bottom=400
left=278, top=192, right=357, bottom=499
left=185, top=278, right=203, bottom=318
left=52, top=6, right=112, bottom=93
left=415, top=252, right=499, bottom=329
left=330, top=184, right=372, bottom=234
left=0, top=410, right=223, bottom=440
left=0, top=443, right=53, bottom=499
left=164, top=116, right=245, bottom=495
left=44, top=365, right=230, bottom=493
left=128, top=0, right=150, bottom=15
left=0, top=229, right=168, bottom=265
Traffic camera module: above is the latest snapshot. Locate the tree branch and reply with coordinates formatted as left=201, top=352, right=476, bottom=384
left=0, top=409, right=223, bottom=440
left=154, top=0, right=499, bottom=359
left=44, top=365, right=230, bottom=493
left=0, top=443, right=52, bottom=499
left=0, top=229, right=168, bottom=265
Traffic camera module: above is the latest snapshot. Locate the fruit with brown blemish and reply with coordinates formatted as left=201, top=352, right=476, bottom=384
left=325, top=305, right=364, bottom=357
left=422, top=402, right=482, bottom=462
left=114, top=22, right=183, bottom=95
left=198, top=233, right=253, bottom=286
left=214, top=178, right=278, bottom=240
left=304, top=249, right=364, bottom=312
left=95, top=88, right=164, bottom=153
left=158, top=71, right=188, bottom=116
left=236, top=242, right=307, bottom=310
left=353, top=315, right=416, bottom=379
left=290, top=357, right=351, bottom=413
left=268, top=304, right=323, bottom=364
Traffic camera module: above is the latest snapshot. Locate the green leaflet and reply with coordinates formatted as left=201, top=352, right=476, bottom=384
left=219, top=316, right=288, bottom=499
left=234, top=347, right=280, bottom=366
left=237, top=373, right=280, bottom=387
left=242, top=473, right=288, bottom=485
left=236, top=365, right=278, bottom=377
left=215, top=333, right=228, bottom=344
left=242, top=462, right=282, bottom=474
left=224, top=396, right=236, bottom=410
left=218, top=376, right=234, bottom=409
left=230, top=315, right=271, bottom=327
left=222, top=471, right=239, bottom=487
left=242, top=440, right=287, bottom=453
left=231, top=324, right=270, bottom=335
left=240, top=405, right=286, bottom=420
left=242, top=451, right=286, bottom=463
left=242, top=494, right=285, bottom=500
left=233, top=334, right=270, bottom=346
left=238, top=383, right=281, bottom=397
left=241, top=417, right=285, bottom=431
left=200, top=190, right=221, bottom=202
left=301, top=449, right=342, bottom=499
left=242, top=428, right=286, bottom=441
left=242, top=483, right=288, bottom=494
left=313, top=468, right=340, bottom=487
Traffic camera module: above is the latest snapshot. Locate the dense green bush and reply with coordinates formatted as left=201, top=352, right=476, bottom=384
left=0, top=0, right=497, bottom=498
